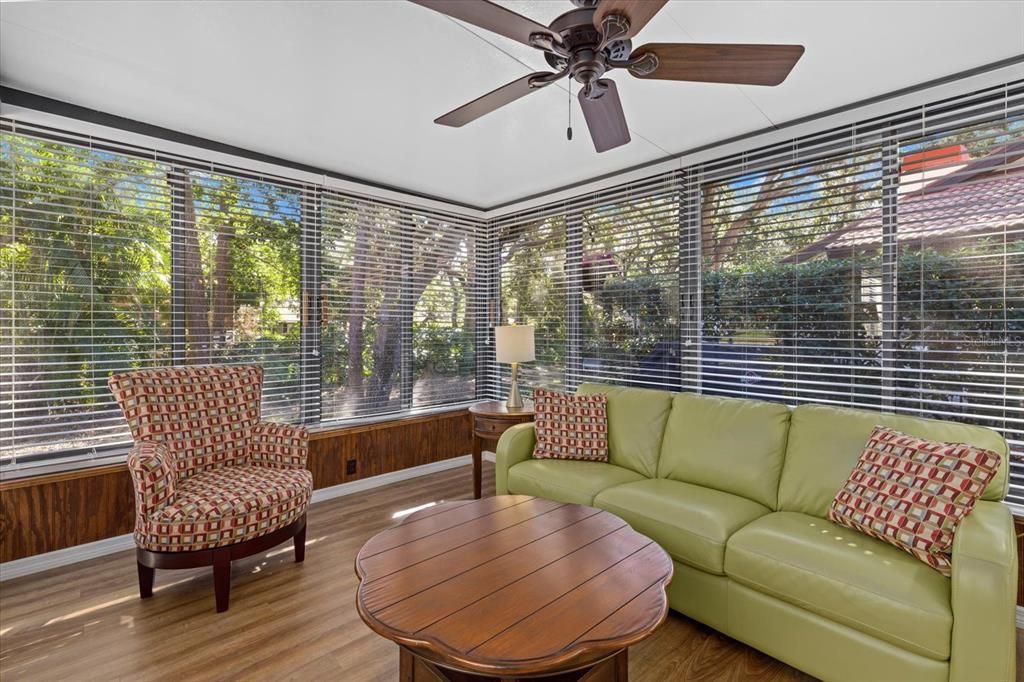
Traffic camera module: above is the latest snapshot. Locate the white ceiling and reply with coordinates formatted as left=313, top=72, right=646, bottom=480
left=1, top=1, right=1022, bottom=209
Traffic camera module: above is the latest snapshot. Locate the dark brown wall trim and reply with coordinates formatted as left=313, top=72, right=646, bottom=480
left=0, top=87, right=481, bottom=212
left=0, top=410, right=472, bottom=563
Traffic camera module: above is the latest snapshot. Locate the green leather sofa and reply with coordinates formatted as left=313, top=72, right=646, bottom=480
left=495, top=383, right=1017, bottom=682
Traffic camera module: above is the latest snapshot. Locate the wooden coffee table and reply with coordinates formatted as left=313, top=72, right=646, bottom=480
left=355, top=495, right=673, bottom=681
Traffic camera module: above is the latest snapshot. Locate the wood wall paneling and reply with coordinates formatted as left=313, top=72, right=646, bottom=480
left=0, top=410, right=473, bottom=563
left=4, top=412, right=1023, bottom=605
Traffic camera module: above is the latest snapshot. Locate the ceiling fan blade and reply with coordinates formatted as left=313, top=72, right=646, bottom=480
left=594, top=0, right=668, bottom=40
left=436, top=72, right=554, bottom=127
left=629, top=43, right=805, bottom=86
left=410, top=0, right=561, bottom=49
left=578, top=79, right=630, bottom=153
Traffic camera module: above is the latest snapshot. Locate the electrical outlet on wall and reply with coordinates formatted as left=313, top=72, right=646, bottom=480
left=345, top=459, right=357, bottom=476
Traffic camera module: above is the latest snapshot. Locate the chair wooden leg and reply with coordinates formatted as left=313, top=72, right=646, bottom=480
left=293, top=519, right=306, bottom=563
left=213, top=551, right=231, bottom=613
left=137, top=561, right=154, bottom=599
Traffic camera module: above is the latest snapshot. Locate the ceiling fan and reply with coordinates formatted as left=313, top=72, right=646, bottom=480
left=411, top=0, right=804, bottom=153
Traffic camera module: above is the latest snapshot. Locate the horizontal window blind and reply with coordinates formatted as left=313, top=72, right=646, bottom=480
left=171, top=168, right=306, bottom=423
left=1, top=120, right=487, bottom=474
left=695, top=82, right=1023, bottom=502
left=1, top=131, right=174, bottom=465
left=494, top=202, right=568, bottom=394
left=2, top=78, right=1021, bottom=496
left=319, top=190, right=484, bottom=421
left=493, top=174, right=682, bottom=395
left=496, top=80, right=1024, bottom=506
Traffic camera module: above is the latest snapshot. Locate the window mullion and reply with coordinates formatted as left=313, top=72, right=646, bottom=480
left=169, top=168, right=187, bottom=366
left=680, top=170, right=703, bottom=394
left=300, top=187, right=322, bottom=425
left=565, top=208, right=583, bottom=391
left=881, top=139, right=899, bottom=411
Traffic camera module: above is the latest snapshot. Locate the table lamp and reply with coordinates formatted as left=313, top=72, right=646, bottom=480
left=495, top=324, right=535, bottom=409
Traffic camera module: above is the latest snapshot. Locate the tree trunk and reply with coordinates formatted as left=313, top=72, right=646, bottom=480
left=365, top=226, right=461, bottom=405
left=347, top=223, right=369, bottom=389
left=180, top=173, right=209, bottom=362
left=210, top=197, right=234, bottom=339
left=703, top=171, right=795, bottom=268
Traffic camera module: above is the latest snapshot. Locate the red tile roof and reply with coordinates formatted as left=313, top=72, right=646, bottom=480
left=793, top=141, right=1024, bottom=260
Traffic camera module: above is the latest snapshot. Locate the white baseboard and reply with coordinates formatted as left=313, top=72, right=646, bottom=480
left=0, top=454, right=474, bottom=582
left=0, top=533, right=137, bottom=581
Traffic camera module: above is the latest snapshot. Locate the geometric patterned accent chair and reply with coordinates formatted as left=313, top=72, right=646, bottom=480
left=108, top=365, right=313, bottom=612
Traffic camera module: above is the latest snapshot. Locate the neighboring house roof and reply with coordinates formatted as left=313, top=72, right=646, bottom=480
left=792, top=140, right=1024, bottom=261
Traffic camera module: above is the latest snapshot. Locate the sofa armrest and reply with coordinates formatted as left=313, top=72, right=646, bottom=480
left=495, top=422, right=536, bottom=495
left=127, top=441, right=177, bottom=517
left=250, top=421, right=309, bottom=469
left=949, top=500, right=1017, bottom=682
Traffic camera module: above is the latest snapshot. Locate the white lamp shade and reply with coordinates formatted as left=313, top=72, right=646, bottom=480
left=495, top=325, right=535, bottom=364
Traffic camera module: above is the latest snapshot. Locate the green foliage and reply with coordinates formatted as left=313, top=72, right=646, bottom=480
left=702, top=257, right=876, bottom=351
left=500, top=217, right=568, bottom=366
left=2, top=133, right=304, bottom=452
left=699, top=244, right=1021, bottom=428
left=1, top=136, right=173, bottom=431
left=413, top=326, right=472, bottom=376
left=584, top=274, right=677, bottom=362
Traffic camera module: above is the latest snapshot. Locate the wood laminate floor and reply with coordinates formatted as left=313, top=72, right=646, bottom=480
left=0, top=462, right=1020, bottom=681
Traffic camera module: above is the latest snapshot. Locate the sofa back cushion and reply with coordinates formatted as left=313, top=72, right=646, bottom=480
left=778, top=403, right=1010, bottom=517
left=576, top=383, right=673, bottom=478
left=657, top=393, right=791, bottom=509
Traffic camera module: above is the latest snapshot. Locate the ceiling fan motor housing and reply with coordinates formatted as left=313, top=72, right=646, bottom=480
left=544, top=8, right=632, bottom=88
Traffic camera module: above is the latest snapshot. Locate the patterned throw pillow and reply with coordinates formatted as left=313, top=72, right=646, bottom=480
left=828, top=426, right=1001, bottom=576
left=532, top=388, right=609, bottom=462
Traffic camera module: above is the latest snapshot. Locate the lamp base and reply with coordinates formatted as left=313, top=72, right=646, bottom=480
left=506, top=362, right=524, bottom=409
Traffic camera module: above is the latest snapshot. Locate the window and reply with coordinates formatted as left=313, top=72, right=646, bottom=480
left=578, top=179, right=680, bottom=389
left=893, top=119, right=1023, bottom=475
left=699, top=149, right=884, bottom=407
left=320, top=194, right=482, bottom=420
left=495, top=80, right=1023, bottom=505
left=496, top=212, right=568, bottom=393
left=1, top=123, right=486, bottom=473
left=2, top=80, right=1020, bottom=491
left=177, top=169, right=303, bottom=422
left=410, top=210, right=480, bottom=408
left=1, top=133, right=172, bottom=464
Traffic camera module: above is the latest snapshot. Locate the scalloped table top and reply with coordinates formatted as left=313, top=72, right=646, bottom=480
left=355, top=495, right=673, bottom=678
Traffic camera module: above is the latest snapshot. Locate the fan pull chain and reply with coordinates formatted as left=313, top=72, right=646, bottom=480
left=567, top=80, right=573, bottom=141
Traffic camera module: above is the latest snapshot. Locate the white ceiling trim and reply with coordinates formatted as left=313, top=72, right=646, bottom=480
left=4, top=57, right=1022, bottom=223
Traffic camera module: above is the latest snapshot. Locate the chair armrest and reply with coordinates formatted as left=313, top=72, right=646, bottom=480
left=127, top=441, right=177, bottom=517
left=495, top=423, right=536, bottom=495
left=250, top=421, right=309, bottom=469
left=949, top=500, right=1017, bottom=682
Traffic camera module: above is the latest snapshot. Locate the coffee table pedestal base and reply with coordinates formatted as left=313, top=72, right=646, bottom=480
left=399, top=647, right=628, bottom=682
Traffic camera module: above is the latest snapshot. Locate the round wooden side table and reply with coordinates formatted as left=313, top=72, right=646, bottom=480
left=468, top=400, right=534, bottom=499
left=355, top=496, right=673, bottom=681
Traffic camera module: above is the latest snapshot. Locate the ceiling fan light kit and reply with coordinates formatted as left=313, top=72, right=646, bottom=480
left=412, top=0, right=804, bottom=153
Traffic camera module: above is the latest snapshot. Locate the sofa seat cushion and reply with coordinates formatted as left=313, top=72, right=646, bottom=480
left=138, top=464, right=313, bottom=552
left=593, top=479, right=770, bottom=575
left=725, top=511, right=953, bottom=661
left=506, top=459, right=645, bottom=505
